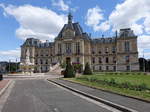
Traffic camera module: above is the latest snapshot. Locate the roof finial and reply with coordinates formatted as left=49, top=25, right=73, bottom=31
left=68, top=12, right=73, bottom=24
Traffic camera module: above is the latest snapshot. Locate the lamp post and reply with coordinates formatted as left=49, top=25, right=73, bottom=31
left=143, top=50, right=145, bottom=72
left=16, top=58, right=17, bottom=73
left=9, top=59, right=11, bottom=73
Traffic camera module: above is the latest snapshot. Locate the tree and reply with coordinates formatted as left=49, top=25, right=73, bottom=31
left=64, top=62, right=75, bottom=78
left=83, top=62, right=92, bottom=75
left=139, top=58, right=148, bottom=72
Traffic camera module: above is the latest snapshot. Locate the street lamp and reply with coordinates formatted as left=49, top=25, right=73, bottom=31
left=143, top=50, right=145, bottom=72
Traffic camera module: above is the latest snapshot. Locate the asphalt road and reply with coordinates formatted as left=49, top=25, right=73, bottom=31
left=1, top=79, right=116, bottom=112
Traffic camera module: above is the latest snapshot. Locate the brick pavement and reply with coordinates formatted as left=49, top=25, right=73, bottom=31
left=0, top=80, right=9, bottom=91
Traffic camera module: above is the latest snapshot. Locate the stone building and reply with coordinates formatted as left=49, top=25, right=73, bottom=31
left=20, top=13, right=139, bottom=73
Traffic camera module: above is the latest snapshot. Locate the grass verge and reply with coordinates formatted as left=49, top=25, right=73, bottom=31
left=64, top=73, right=150, bottom=102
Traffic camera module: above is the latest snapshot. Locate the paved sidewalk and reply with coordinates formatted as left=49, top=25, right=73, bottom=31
left=53, top=79, right=150, bottom=112
left=0, top=80, right=9, bottom=91
left=0, top=80, right=11, bottom=97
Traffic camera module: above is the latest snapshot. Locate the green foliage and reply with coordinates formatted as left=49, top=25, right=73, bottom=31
left=76, top=74, right=150, bottom=91
left=64, top=63, right=75, bottom=78
left=83, top=63, right=92, bottom=75
left=72, top=63, right=83, bottom=73
left=6, top=62, right=20, bottom=73
left=138, top=83, right=148, bottom=91
left=120, top=82, right=131, bottom=89
left=60, top=62, right=66, bottom=68
left=109, top=78, right=116, bottom=85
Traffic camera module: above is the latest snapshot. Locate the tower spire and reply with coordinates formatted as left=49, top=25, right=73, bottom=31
left=68, top=12, right=73, bottom=24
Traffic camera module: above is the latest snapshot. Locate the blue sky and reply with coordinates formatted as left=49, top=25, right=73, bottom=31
left=0, top=0, right=150, bottom=62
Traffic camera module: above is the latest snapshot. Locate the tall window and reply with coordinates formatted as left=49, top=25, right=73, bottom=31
left=99, top=66, right=102, bottom=70
left=113, top=66, right=116, bottom=71
left=92, top=57, right=95, bottom=64
left=106, top=66, right=109, bottom=70
left=92, top=48, right=95, bottom=54
left=112, top=46, right=116, bottom=53
left=58, top=43, right=62, bottom=54
left=126, top=66, right=130, bottom=71
left=76, top=42, right=80, bottom=54
left=76, top=57, right=80, bottom=63
left=99, top=57, right=102, bottom=63
left=66, top=43, right=71, bottom=54
left=99, top=49, right=101, bottom=54
left=40, top=59, right=43, bottom=64
left=46, top=50, right=49, bottom=56
left=41, top=50, right=43, bottom=56
left=35, top=59, right=38, bottom=65
left=113, top=57, right=116, bottom=63
left=105, top=47, right=109, bottom=53
left=125, top=56, right=130, bottom=63
left=125, top=41, right=130, bottom=52
left=106, top=57, right=109, bottom=63
left=45, top=59, right=48, bottom=64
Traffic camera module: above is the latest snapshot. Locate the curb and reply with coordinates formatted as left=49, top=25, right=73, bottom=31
left=0, top=80, right=12, bottom=97
left=48, top=79, right=137, bottom=112
left=63, top=79, right=150, bottom=103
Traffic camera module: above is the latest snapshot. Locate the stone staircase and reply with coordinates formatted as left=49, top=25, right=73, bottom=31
left=45, top=63, right=64, bottom=75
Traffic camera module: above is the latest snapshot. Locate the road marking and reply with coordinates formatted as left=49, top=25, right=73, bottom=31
left=0, top=81, right=15, bottom=112
left=47, top=80, right=122, bottom=112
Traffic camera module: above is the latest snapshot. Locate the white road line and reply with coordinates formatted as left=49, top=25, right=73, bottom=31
left=0, top=81, right=15, bottom=112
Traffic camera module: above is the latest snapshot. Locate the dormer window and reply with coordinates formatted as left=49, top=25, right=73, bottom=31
left=63, top=29, right=75, bottom=38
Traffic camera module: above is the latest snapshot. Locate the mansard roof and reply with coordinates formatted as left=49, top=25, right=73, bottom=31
left=57, top=22, right=84, bottom=38
left=22, top=38, right=54, bottom=48
left=92, top=37, right=116, bottom=44
left=119, top=28, right=136, bottom=38
left=56, top=13, right=91, bottom=41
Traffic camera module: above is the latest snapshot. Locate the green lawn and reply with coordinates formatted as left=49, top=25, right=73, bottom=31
left=66, top=72, right=150, bottom=101
left=81, top=73, right=150, bottom=88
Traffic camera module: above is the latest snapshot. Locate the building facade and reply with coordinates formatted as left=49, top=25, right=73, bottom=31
left=20, top=13, right=139, bottom=73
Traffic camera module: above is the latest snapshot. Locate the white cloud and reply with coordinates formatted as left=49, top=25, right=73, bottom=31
left=85, top=0, right=150, bottom=34
left=97, top=21, right=110, bottom=32
left=0, top=48, right=20, bottom=61
left=85, top=6, right=110, bottom=32
left=0, top=4, right=67, bottom=41
left=52, top=0, right=69, bottom=11
left=131, top=23, right=144, bottom=35
left=108, top=0, right=150, bottom=35
left=138, top=35, right=150, bottom=58
left=107, top=0, right=150, bottom=58
left=144, top=16, right=150, bottom=34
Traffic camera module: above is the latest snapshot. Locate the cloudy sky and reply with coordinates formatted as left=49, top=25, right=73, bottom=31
left=0, top=0, right=150, bottom=61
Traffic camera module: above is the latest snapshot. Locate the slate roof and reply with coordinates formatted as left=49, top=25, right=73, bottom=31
left=92, top=37, right=116, bottom=44
left=22, top=38, right=54, bottom=48
left=57, top=22, right=84, bottom=38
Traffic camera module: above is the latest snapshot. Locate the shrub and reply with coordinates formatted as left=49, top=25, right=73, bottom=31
left=138, top=83, right=148, bottom=91
left=90, top=77, right=97, bottom=82
left=64, top=63, right=75, bottom=78
left=72, top=63, right=83, bottom=73
left=83, top=63, right=92, bottom=75
left=120, top=82, right=131, bottom=89
left=60, top=62, right=66, bottom=68
left=109, top=78, right=116, bottom=85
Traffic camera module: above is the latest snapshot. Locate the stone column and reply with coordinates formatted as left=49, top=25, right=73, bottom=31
left=82, top=40, right=85, bottom=70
